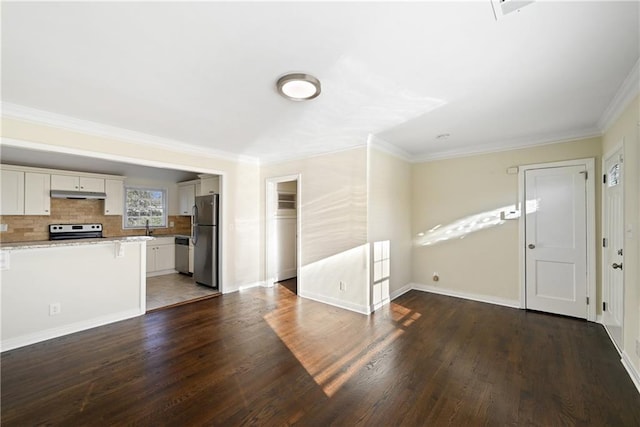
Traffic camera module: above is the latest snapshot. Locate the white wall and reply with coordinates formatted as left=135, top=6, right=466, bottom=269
left=1, top=241, right=145, bottom=350
left=261, top=147, right=370, bottom=312
left=602, top=94, right=640, bottom=383
left=411, top=137, right=602, bottom=306
left=367, top=146, right=412, bottom=308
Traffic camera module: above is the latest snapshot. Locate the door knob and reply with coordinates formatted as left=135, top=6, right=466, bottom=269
left=612, top=262, right=623, bottom=270
left=528, top=244, right=535, bottom=249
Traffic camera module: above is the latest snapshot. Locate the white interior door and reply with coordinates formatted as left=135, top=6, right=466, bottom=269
left=525, top=165, right=588, bottom=318
left=602, top=147, right=624, bottom=349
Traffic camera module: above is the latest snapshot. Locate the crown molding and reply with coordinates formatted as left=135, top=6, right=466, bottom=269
left=367, top=134, right=412, bottom=162
left=412, top=126, right=602, bottom=164
left=259, top=142, right=368, bottom=167
left=597, top=58, right=640, bottom=133
left=1, top=102, right=259, bottom=165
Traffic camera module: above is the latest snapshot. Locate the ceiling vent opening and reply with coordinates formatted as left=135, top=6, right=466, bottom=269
left=491, top=0, right=535, bottom=20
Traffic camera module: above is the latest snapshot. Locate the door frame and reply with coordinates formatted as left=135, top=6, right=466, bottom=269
left=601, top=141, right=625, bottom=349
left=518, top=158, right=596, bottom=321
left=265, top=174, right=302, bottom=290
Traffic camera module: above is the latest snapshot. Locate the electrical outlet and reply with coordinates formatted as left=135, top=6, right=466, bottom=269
left=0, top=224, right=8, bottom=232
left=339, top=281, right=346, bottom=291
left=49, top=303, right=61, bottom=316
left=169, top=221, right=175, bottom=227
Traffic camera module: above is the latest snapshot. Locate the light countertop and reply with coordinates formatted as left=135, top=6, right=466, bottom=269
left=0, top=236, right=154, bottom=251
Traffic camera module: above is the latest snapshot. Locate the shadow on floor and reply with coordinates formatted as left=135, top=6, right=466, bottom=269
left=277, top=277, right=297, bottom=295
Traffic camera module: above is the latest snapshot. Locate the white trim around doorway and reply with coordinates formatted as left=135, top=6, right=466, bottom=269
left=265, top=174, right=302, bottom=293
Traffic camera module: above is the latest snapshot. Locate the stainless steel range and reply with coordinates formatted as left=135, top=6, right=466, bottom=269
left=49, top=223, right=103, bottom=240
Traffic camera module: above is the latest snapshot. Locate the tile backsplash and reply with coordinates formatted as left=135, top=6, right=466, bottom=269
left=0, top=198, right=191, bottom=242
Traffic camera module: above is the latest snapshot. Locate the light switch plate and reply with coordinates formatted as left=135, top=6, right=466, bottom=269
left=0, top=224, right=8, bottom=232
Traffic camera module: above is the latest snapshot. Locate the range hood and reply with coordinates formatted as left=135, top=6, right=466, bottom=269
left=50, top=190, right=107, bottom=200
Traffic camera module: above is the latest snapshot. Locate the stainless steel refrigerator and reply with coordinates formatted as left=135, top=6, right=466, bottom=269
left=193, top=194, right=219, bottom=288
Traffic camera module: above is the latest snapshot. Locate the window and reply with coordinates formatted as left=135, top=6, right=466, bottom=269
left=124, top=187, right=167, bottom=228
left=608, top=163, right=621, bottom=187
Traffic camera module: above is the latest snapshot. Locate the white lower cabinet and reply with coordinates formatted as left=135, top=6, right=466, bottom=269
left=146, top=237, right=176, bottom=276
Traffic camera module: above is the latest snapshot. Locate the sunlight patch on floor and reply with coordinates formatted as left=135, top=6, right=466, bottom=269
left=263, top=301, right=419, bottom=397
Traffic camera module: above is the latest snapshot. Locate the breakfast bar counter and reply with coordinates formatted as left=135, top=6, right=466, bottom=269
left=1, top=237, right=149, bottom=351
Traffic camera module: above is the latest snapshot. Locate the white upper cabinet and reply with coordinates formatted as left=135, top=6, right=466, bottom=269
left=51, top=174, right=105, bottom=192
left=2, top=164, right=124, bottom=216
left=104, top=179, right=124, bottom=215
left=1, top=169, right=25, bottom=215
left=80, top=177, right=105, bottom=192
left=200, top=176, right=219, bottom=195
left=178, top=183, right=195, bottom=216
left=24, top=172, right=51, bottom=215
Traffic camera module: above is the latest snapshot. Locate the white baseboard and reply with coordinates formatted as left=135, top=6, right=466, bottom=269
left=368, top=283, right=414, bottom=312
left=299, top=290, right=370, bottom=315
left=1, top=308, right=144, bottom=352
left=146, top=269, right=178, bottom=277
left=238, top=281, right=265, bottom=291
left=410, top=283, right=521, bottom=309
left=390, top=283, right=414, bottom=301
left=370, top=298, right=390, bottom=313
left=621, top=351, right=640, bottom=395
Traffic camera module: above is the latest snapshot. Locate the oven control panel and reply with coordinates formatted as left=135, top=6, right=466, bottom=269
left=49, top=224, right=103, bottom=233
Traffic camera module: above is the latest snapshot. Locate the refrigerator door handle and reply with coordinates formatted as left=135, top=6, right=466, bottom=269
left=192, top=204, right=198, bottom=221
left=193, top=225, right=198, bottom=244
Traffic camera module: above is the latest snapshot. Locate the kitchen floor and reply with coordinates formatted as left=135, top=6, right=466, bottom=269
left=146, top=273, right=219, bottom=311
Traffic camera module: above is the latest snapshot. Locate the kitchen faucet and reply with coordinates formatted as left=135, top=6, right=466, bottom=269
left=145, top=219, right=152, bottom=236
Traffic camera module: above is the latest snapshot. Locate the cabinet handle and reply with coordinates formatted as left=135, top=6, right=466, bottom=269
left=45, top=210, right=49, bottom=212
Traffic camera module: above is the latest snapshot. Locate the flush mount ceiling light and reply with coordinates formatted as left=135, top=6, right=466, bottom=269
left=491, top=0, right=535, bottom=20
left=276, top=73, right=321, bottom=101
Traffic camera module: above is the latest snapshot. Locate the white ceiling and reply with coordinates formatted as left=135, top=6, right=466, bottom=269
left=1, top=1, right=639, bottom=165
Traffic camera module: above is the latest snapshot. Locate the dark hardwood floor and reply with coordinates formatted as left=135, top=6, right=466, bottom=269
left=2, top=287, right=639, bottom=426
left=277, top=277, right=297, bottom=294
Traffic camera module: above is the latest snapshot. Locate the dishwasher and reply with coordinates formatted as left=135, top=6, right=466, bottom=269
left=175, top=236, right=190, bottom=275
